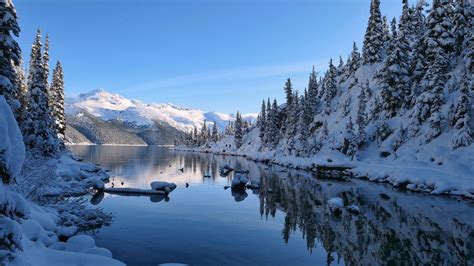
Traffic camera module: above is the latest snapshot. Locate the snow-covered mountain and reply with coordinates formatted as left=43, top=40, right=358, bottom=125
left=66, top=89, right=257, bottom=132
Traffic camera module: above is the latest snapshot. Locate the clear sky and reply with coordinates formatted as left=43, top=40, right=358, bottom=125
left=15, top=0, right=404, bottom=113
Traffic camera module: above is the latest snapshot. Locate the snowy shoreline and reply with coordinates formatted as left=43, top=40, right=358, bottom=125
left=173, top=137, right=474, bottom=201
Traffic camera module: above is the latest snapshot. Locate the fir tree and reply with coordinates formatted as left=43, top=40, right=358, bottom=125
left=414, top=0, right=455, bottom=85
left=452, top=0, right=470, bottom=56
left=43, top=34, right=50, bottom=89
left=23, top=29, right=58, bottom=156
left=307, top=66, right=318, bottom=117
left=284, top=78, right=293, bottom=106
left=362, top=0, right=384, bottom=64
left=285, top=91, right=299, bottom=141
left=377, top=24, right=411, bottom=118
left=451, top=70, right=472, bottom=149
left=258, top=99, right=266, bottom=139
left=201, top=120, right=208, bottom=144
left=342, top=42, right=362, bottom=81
left=381, top=16, right=391, bottom=53
left=266, top=99, right=280, bottom=148
left=234, top=111, right=243, bottom=148
left=322, top=59, right=337, bottom=114
left=356, top=80, right=370, bottom=130
left=212, top=121, right=219, bottom=142
left=339, top=117, right=358, bottom=157
left=15, top=61, right=27, bottom=127
left=0, top=0, right=21, bottom=117
left=50, top=61, right=65, bottom=142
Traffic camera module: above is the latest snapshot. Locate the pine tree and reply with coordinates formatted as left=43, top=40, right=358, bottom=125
left=389, top=17, right=397, bottom=47
left=285, top=91, right=299, bottom=141
left=201, top=120, right=208, bottom=144
left=340, top=117, right=358, bottom=157
left=284, top=78, right=293, bottom=106
left=0, top=0, right=21, bottom=117
left=234, top=111, right=243, bottom=148
left=342, top=96, right=351, bottom=117
left=363, top=0, right=384, bottom=64
left=342, top=42, right=362, bottom=81
left=43, top=34, right=50, bottom=89
left=258, top=99, right=266, bottom=139
left=337, top=56, right=345, bottom=75
left=381, top=16, right=391, bottom=53
left=453, top=0, right=470, bottom=56
left=451, top=70, right=472, bottom=149
left=212, top=121, right=219, bottom=142
left=322, top=59, right=337, bottom=114
left=193, top=126, right=198, bottom=145
left=417, top=0, right=455, bottom=82
left=307, top=66, right=318, bottom=117
left=266, top=99, right=280, bottom=148
left=377, top=24, right=411, bottom=118
left=409, top=56, right=445, bottom=139
left=23, top=29, right=58, bottom=156
left=15, top=61, right=27, bottom=127
left=356, top=80, right=370, bottom=130
left=50, top=61, right=65, bottom=142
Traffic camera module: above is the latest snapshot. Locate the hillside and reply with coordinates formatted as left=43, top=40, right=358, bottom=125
left=178, top=0, right=474, bottom=199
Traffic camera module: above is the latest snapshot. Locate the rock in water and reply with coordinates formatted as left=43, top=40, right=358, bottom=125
left=231, top=173, right=249, bottom=188
left=151, top=181, right=177, bottom=193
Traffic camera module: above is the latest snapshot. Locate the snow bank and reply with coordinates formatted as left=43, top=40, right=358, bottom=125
left=0, top=96, right=25, bottom=182
left=175, top=126, right=474, bottom=200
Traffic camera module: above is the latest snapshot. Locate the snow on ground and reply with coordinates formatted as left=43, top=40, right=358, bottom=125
left=0, top=97, right=123, bottom=264
left=175, top=127, right=474, bottom=200
left=66, top=89, right=258, bottom=131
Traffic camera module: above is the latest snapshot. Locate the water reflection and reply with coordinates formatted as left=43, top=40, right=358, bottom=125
left=256, top=170, right=474, bottom=265
left=71, top=146, right=474, bottom=265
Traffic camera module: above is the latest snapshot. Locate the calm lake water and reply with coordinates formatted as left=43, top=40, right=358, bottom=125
left=70, top=145, right=474, bottom=266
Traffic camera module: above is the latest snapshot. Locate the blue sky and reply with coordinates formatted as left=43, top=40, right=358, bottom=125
left=15, top=0, right=403, bottom=113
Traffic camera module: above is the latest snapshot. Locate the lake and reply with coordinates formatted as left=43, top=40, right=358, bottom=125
left=70, top=145, right=474, bottom=266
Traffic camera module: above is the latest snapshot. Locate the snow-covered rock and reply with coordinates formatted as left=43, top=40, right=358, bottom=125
left=231, top=173, right=249, bottom=188
left=150, top=181, right=177, bottom=193
left=328, top=198, right=344, bottom=212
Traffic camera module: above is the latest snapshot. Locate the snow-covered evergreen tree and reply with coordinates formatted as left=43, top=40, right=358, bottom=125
left=322, top=59, right=337, bottom=114
left=234, top=112, right=243, bottom=148
left=23, top=29, right=59, bottom=156
left=0, top=0, right=21, bottom=117
left=43, top=34, right=50, bottom=89
left=50, top=61, right=65, bottom=142
left=265, top=99, right=280, bottom=148
left=212, top=121, right=219, bottom=142
left=306, top=66, right=318, bottom=117
left=14, top=61, right=27, bottom=127
left=258, top=99, right=266, bottom=139
left=381, top=15, right=391, bottom=53
left=356, top=80, right=370, bottom=131
left=451, top=70, right=472, bottom=149
left=339, top=117, right=358, bottom=157
left=284, top=78, right=293, bottom=106
left=452, top=0, right=470, bottom=56
left=285, top=91, right=299, bottom=142
left=363, top=0, right=384, bottom=64
left=376, top=23, right=411, bottom=118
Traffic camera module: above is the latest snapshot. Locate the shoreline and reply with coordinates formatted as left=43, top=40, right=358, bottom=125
left=172, top=146, right=474, bottom=202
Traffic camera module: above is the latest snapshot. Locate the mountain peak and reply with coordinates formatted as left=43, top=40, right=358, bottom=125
left=66, top=89, right=257, bottom=131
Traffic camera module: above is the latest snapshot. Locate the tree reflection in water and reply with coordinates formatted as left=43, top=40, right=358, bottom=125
left=256, top=170, right=474, bottom=265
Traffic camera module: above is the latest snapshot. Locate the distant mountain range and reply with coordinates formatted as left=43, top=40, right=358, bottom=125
left=65, top=89, right=257, bottom=145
